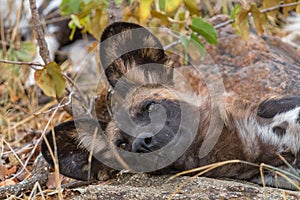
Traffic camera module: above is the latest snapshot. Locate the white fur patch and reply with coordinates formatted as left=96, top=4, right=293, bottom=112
left=236, top=107, right=300, bottom=155
left=42, top=0, right=62, bottom=16
left=235, top=115, right=261, bottom=157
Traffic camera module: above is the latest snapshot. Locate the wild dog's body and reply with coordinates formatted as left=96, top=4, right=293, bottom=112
left=42, top=18, right=300, bottom=189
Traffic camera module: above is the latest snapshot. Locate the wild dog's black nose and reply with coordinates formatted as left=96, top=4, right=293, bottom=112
left=132, top=132, right=156, bottom=153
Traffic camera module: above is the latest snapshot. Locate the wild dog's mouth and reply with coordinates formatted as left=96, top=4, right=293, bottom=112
left=114, top=129, right=176, bottom=153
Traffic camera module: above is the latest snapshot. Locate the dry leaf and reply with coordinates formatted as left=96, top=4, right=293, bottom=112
left=34, top=62, right=66, bottom=98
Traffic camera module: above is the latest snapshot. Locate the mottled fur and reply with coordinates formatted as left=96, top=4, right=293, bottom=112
left=41, top=20, right=300, bottom=189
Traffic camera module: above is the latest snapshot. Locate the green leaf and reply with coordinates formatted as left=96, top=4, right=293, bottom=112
left=34, top=62, right=66, bottom=98
left=191, top=32, right=204, bottom=49
left=183, top=0, right=199, bottom=16
left=60, top=0, right=81, bottom=15
left=70, top=14, right=83, bottom=28
left=68, top=14, right=83, bottom=40
left=190, top=17, right=218, bottom=45
left=80, top=15, right=92, bottom=33
left=180, top=36, right=189, bottom=50
left=159, top=0, right=166, bottom=12
left=230, top=4, right=240, bottom=20
left=190, top=33, right=206, bottom=57
left=180, top=36, right=190, bottom=65
left=68, top=21, right=77, bottom=40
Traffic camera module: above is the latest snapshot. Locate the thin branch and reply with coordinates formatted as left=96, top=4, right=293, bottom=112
left=260, top=1, right=300, bottom=13
left=10, top=99, right=62, bottom=182
left=10, top=2, right=23, bottom=44
left=0, top=13, right=7, bottom=56
left=213, top=1, right=300, bottom=30
left=0, top=154, right=49, bottom=199
left=0, top=59, right=43, bottom=69
left=160, top=27, right=181, bottom=39
left=29, top=0, right=51, bottom=64
left=34, top=91, right=74, bottom=115
left=164, top=40, right=181, bottom=50
left=214, top=19, right=234, bottom=29
left=62, top=74, right=89, bottom=107
left=2, top=139, right=31, bottom=175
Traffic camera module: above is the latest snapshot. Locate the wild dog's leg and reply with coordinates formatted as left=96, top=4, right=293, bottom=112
left=251, top=96, right=300, bottom=189
left=250, top=167, right=300, bottom=190
left=41, top=119, right=117, bottom=181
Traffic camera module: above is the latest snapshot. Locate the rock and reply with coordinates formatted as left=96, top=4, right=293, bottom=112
left=70, top=174, right=300, bottom=200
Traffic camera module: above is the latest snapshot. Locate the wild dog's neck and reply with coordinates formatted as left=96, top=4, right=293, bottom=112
left=173, top=94, right=259, bottom=170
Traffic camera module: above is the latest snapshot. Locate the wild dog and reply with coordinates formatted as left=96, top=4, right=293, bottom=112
left=41, top=19, right=300, bottom=189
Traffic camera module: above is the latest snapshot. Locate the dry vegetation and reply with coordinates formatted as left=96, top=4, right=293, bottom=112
left=1, top=0, right=300, bottom=199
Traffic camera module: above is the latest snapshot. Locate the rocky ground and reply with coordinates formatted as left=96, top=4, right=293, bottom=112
left=57, top=174, right=300, bottom=200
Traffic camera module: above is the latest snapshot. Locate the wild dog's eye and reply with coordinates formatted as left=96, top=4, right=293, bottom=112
left=115, top=140, right=128, bottom=150
left=143, top=101, right=158, bottom=113
left=148, top=102, right=156, bottom=113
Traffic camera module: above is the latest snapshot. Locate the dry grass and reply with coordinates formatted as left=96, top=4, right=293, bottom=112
left=1, top=0, right=300, bottom=199
left=167, top=159, right=300, bottom=199
left=0, top=66, right=72, bottom=198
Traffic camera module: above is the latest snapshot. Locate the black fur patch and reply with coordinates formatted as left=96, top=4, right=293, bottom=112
left=99, top=22, right=171, bottom=88
left=257, top=96, right=300, bottom=118
left=272, top=121, right=288, bottom=137
left=41, top=120, right=115, bottom=181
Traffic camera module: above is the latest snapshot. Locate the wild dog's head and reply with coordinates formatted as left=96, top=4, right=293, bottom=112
left=41, top=22, right=203, bottom=180
left=97, top=22, right=202, bottom=172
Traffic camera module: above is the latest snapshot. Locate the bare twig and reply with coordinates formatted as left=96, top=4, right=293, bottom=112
left=10, top=2, right=22, bottom=44
left=213, top=1, right=300, bottom=30
left=214, top=19, right=234, bottom=29
left=260, top=1, right=300, bottom=13
left=88, top=127, right=98, bottom=180
left=164, top=40, right=182, bottom=50
left=2, top=139, right=31, bottom=175
left=0, top=59, right=43, bottom=69
left=11, top=100, right=57, bottom=130
left=160, top=27, right=181, bottom=39
left=34, top=91, right=74, bottom=115
left=0, top=13, right=7, bottom=56
left=28, top=181, right=46, bottom=200
left=0, top=154, right=49, bottom=199
left=29, top=0, right=50, bottom=64
left=6, top=98, right=64, bottom=198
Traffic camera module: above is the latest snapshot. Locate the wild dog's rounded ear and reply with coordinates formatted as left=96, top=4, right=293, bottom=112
left=99, top=22, right=173, bottom=88
left=257, top=96, right=300, bottom=118
left=41, top=120, right=116, bottom=181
